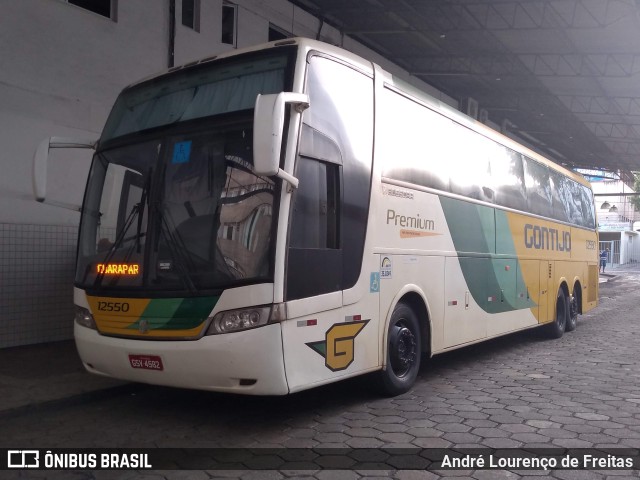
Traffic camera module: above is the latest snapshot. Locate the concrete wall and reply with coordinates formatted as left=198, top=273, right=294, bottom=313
left=0, top=0, right=456, bottom=348
left=622, top=231, right=640, bottom=264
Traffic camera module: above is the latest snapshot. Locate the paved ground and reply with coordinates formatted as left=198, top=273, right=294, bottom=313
left=1, top=265, right=640, bottom=479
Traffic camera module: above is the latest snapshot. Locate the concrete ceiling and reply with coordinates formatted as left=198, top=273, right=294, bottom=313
left=291, top=0, right=640, bottom=174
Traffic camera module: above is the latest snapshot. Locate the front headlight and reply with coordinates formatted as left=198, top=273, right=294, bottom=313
left=74, top=306, right=97, bottom=330
left=205, top=306, right=272, bottom=335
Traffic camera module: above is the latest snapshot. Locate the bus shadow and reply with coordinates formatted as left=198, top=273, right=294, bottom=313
left=424, top=326, right=549, bottom=371
left=136, top=326, right=549, bottom=419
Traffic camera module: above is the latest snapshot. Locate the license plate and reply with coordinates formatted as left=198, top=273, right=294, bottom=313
left=128, top=354, right=163, bottom=371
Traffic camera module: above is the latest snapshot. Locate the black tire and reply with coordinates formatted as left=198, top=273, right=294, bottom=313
left=566, top=286, right=579, bottom=332
left=378, top=302, right=421, bottom=396
left=546, top=288, right=568, bottom=339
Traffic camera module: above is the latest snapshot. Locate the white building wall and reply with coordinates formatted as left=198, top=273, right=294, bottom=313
left=0, top=0, right=456, bottom=348
left=0, top=1, right=168, bottom=226
left=1, top=1, right=169, bottom=348
left=623, top=231, right=640, bottom=264
left=593, top=179, right=639, bottom=225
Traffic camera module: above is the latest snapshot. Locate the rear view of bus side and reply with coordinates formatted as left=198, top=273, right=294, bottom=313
left=35, top=38, right=597, bottom=396
left=370, top=70, right=598, bottom=393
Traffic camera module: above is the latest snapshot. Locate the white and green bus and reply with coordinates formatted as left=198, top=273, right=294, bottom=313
left=34, top=38, right=599, bottom=396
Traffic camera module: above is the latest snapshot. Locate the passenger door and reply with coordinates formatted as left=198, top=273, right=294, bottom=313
left=282, top=53, right=375, bottom=392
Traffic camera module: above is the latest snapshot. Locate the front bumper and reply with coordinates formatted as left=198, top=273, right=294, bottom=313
left=75, top=322, right=289, bottom=395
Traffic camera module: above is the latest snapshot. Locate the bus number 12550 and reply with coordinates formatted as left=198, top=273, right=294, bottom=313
left=97, top=301, right=130, bottom=313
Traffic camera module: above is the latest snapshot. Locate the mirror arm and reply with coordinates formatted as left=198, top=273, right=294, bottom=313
left=253, top=93, right=309, bottom=189
left=33, top=136, right=97, bottom=209
left=277, top=169, right=299, bottom=191
left=273, top=94, right=308, bottom=190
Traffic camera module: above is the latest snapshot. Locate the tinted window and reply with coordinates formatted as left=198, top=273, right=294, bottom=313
left=449, top=128, right=493, bottom=202
left=549, top=172, right=596, bottom=228
left=549, top=170, right=570, bottom=223
left=69, top=0, right=112, bottom=18
left=182, top=0, right=199, bottom=30
left=380, top=89, right=451, bottom=192
left=491, top=148, right=526, bottom=211
left=221, top=2, right=237, bottom=45
left=379, top=87, right=594, bottom=229
left=299, top=124, right=342, bottom=164
left=579, top=184, right=596, bottom=228
left=289, top=157, right=339, bottom=249
left=286, top=55, right=373, bottom=300
left=524, top=157, right=552, bottom=218
left=103, top=53, right=289, bottom=141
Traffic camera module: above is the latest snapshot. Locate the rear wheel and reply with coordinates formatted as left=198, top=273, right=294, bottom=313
left=378, top=302, right=421, bottom=396
left=566, top=286, right=579, bottom=332
left=545, top=288, right=568, bottom=339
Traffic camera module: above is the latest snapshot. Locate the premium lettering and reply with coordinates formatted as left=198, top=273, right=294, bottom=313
left=386, top=209, right=434, bottom=231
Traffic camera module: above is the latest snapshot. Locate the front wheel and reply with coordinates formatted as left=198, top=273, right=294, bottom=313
left=377, top=303, right=421, bottom=396
left=545, top=288, right=568, bottom=339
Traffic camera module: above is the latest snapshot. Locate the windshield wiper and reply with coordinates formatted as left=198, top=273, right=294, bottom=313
left=157, top=208, right=197, bottom=293
left=92, top=169, right=150, bottom=288
left=93, top=201, right=141, bottom=288
left=135, top=169, right=151, bottom=253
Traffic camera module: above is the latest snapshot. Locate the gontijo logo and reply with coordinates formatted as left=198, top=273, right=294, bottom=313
left=306, top=316, right=369, bottom=371
left=524, top=224, right=571, bottom=252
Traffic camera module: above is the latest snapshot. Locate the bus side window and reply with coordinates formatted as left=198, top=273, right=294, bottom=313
left=449, top=128, right=493, bottom=202
left=549, top=170, right=570, bottom=223
left=580, top=185, right=596, bottom=228
left=287, top=153, right=342, bottom=300
left=285, top=54, right=373, bottom=300
left=491, top=148, right=527, bottom=211
left=289, top=155, right=340, bottom=250
left=380, top=90, right=451, bottom=193
left=564, top=180, right=594, bottom=229
left=523, top=157, right=553, bottom=218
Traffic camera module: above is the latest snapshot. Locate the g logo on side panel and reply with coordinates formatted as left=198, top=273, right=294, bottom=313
left=306, top=319, right=369, bottom=372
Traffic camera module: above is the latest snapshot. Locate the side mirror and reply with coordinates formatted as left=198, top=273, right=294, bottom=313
left=253, top=92, right=309, bottom=188
left=33, top=136, right=97, bottom=211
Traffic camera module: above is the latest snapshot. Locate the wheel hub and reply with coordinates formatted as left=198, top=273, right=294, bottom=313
left=390, top=324, right=417, bottom=377
left=570, top=295, right=578, bottom=319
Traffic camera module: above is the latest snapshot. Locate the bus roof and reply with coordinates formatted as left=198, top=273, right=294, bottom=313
left=127, top=37, right=373, bottom=89
left=381, top=72, right=592, bottom=190
left=125, top=37, right=590, bottom=190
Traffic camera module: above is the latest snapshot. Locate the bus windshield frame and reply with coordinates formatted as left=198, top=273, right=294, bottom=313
left=101, top=48, right=296, bottom=142
left=75, top=47, right=297, bottom=297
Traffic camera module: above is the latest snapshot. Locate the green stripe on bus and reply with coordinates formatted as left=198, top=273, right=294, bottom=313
left=169, top=296, right=220, bottom=329
left=135, top=296, right=219, bottom=330
left=441, top=197, right=532, bottom=314
left=439, top=196, right=495, bottom=254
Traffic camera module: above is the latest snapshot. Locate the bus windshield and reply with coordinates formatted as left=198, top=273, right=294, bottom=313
left=74, top=49, right=294, bottom=293
left=101, top=53, right=290, bottom=142
left=76, top=126, right=276, bottom=292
